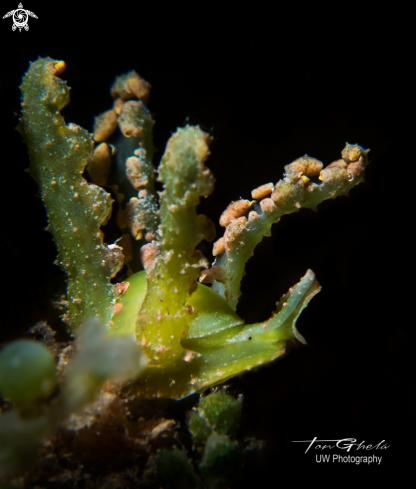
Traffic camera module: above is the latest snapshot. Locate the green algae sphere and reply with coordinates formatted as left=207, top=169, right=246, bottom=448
left=0, top=340, right=57, bottom=402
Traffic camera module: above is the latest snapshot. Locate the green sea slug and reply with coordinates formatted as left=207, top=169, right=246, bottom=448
left=17, top=57, right=370, bottom=401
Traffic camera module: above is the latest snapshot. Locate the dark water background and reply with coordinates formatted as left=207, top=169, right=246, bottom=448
left=0, top=5, right=411, bottom=484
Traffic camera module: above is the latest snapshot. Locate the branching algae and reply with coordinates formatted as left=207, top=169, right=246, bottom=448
left=0, top=57, right=369, bottom=475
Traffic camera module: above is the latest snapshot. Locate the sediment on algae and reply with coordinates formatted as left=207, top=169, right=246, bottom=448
left=92, top=68, right=159, bottom=272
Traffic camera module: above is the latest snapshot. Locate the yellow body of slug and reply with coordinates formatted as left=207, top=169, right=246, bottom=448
left=110, top=270, right=319, bottom=399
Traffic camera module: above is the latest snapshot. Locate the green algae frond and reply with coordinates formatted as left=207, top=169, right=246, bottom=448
left=18, top=58, right=123, bottom=328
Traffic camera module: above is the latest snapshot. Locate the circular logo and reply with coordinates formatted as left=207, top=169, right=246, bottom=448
left=12, top=8, right=28, bottom=29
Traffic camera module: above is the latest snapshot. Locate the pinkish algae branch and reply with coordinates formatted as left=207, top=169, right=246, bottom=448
left=204, top=144, right=369, bottom=310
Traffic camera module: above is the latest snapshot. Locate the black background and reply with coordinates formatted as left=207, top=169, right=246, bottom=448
left=0, top=3, right=412, bottom=485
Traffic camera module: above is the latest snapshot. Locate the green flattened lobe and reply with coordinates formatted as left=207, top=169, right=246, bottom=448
left=186, top=282, right=244, bottom=339
left=110, top=270, right=318, bottom=399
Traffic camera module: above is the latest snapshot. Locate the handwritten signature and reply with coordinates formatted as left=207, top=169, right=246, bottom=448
left=292, top=437, right=390, bottom=453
